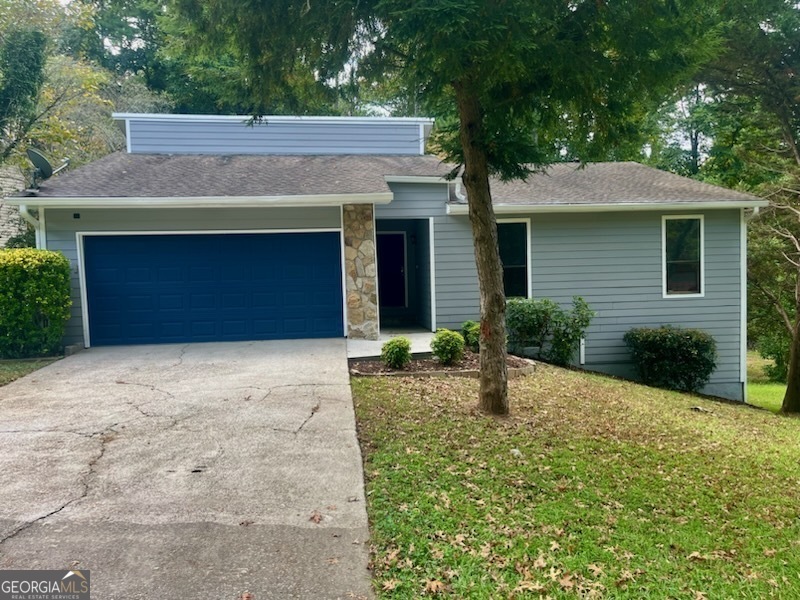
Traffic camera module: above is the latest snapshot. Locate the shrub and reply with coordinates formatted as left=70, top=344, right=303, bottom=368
left=0, top=249, right=72, bottom=358
left=4, top=226, right=35, bottom=249
left=381, top=336, right=412, bottom=369
left=756, top=330, right=789, bottom=383
left=431, top=328, right=465, bottom=365
left=461, top=320, right=480, bottom=352
left=623, top=325, right=717, bottom=393
left=506, top=296, right=595, bottom=366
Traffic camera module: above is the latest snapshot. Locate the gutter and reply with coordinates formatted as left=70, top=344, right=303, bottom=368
left=446, top=200, right=770, bottom=215
left=18, top=204, right=41, bottom=248
left=6, top=191, right=395, bottom=210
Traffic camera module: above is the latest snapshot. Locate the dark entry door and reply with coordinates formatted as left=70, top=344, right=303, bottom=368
left=377, top=233, right=406, bottom=308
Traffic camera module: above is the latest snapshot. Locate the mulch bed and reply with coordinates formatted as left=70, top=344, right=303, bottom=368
left=349, top=350, right=531, bottom=375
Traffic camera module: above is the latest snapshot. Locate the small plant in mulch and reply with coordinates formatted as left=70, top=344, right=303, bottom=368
left=381, top=336, right=412, bottom=369
left=461, top=320, right=480, bottom=352
left=430, top=328, right=465, bottom=365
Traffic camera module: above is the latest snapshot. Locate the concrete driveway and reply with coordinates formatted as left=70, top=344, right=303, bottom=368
left=0, top=340, right=373, bottom=599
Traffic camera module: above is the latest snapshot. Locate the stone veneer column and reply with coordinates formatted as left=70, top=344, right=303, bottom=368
left=0, top=166, right=25, bottom=248
left=342, top=204, right=379, bottom=340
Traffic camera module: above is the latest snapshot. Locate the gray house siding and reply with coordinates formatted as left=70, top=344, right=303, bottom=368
left=528, top=210, right=743, bottom=400
left=44, top=206, right=342, bottom=346
left=377, top=182, right=456, bottom=330
left=127, top=118, right=425, bottom=156
left=383, top=199, right=743, bottom=400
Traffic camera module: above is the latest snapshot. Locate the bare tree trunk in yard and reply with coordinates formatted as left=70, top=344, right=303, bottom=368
left=782, top=275, right=800, bottom=413
left=454, top=82, right=509, bottom=415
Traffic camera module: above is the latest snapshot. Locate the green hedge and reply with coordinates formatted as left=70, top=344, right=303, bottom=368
left=506, top=296, right=594, bottom=366
left=0, top=249, right=72, bottom=358
left=623, top=326, right=717, bottom=393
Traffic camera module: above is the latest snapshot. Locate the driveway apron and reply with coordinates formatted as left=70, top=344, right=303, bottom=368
left=0, top=340, right=373, bottom=599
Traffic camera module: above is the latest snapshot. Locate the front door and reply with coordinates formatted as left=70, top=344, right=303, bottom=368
left=377, top=232, right=407, bottom=308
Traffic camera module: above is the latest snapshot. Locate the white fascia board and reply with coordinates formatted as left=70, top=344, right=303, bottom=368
left=8, top=192, right=394, bottom=209
left=384, top=175, right=449, bottom=184
left=112, top=112, right=434, bottom=126
left=446, top=200, right=770, bottom=215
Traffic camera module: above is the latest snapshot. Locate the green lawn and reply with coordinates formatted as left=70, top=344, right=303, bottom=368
left=353, top=367, right=800, bottom=598
left=747, top=351, right=787, bottom=413
left=0, top=359, right=57, bottom=387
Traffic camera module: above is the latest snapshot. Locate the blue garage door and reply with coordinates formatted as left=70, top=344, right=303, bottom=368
left=84, top=232, right=344, bottom=346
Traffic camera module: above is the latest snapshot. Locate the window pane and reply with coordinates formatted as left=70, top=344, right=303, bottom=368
left=498, top=223, right=527, bottom=267
left=504, top=266, right=528, bottom=298
left=666, top=262, right=700, bottom=294
left=665, top=218, right=701, bottom=295
left=666, top=219, right=700, bottom=262
left=498, top=223, right=528, bottom=298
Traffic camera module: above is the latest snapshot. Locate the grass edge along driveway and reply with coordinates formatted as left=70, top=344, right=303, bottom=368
left=0, top=358, right=58, bottom=387
left=353, top=365, right=800, bottom=598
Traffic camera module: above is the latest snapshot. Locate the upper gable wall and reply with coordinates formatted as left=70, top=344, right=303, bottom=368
left=115, top=114, right=433, bottom=156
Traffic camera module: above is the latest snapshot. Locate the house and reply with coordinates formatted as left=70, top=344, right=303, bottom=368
left=8, top=113, right=767, bottom=401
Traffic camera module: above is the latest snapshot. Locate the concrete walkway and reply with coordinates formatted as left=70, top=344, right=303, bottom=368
left=0, top=340, right=372, bottom=599
left=347, top=329, right=434, bottom=359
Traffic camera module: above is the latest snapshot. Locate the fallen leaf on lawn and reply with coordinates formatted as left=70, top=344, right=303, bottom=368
left=550, top=540, right=561, bottom=552
left=693, top=591, right=707, bottom=600
left=424, top=579, right=446, bottom=594
left=763, top=548, right=777, bottom=557
left=309, top=510, right=323, bottom=524
left=514, top=580, right=546, bottom=593
left=616, top=570, right=635, bottom=587
left=687, top=551, right=708, bottom=562
left=559, top=574, right=575, bottom=590
left=588, top=563, right=604, bottom=577
left=533, top=554, right=547, bottom=569
left=382, top=579, right=400, bottom=591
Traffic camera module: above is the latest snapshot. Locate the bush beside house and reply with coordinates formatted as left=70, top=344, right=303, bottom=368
left=506, top=296, right=594, bottom=366
left=624, top=326, right=717, bottom=393
left=0, top=249, right=72, bottom=358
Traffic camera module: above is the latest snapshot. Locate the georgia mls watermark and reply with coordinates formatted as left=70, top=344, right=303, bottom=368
left=0, top=570, right=90, bottom=600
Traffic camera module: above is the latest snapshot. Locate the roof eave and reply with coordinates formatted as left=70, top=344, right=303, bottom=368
left=384, top=175, right=449, bottom=184
left=7, top=192, right=394, bottom=209
left=446, top=200, right=769, bottom=215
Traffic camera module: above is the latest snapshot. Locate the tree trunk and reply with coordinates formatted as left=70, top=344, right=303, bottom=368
left=781, top=279, right=800, bottom=413
left=453, top=82, right=509, bottom=415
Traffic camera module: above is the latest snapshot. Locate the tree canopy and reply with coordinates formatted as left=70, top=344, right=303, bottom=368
left=171, top=0, right=727, bottom=413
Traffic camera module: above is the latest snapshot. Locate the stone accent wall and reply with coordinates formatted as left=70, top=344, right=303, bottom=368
left=343, top=204, right=379, bottom=340
left=0, top=166, right=25, bottom=248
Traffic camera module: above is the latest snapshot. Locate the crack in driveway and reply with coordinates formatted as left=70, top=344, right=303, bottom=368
left=0, top=424, right=117, bottom=547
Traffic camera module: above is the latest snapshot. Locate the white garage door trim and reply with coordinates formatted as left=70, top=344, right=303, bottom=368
left=76, top=228, right=347, bottom=348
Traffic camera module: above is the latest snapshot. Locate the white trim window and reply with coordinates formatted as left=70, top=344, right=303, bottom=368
left=662, top=215, right=704, bottom=297
left=497, top=219, right=532, bottom=298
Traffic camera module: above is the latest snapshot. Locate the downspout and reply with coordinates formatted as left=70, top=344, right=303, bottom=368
left=454, top=178, right=468, bottom=203
left=745, top=206, right=760, bottom=221
left=18, top=204, right=41, bottom=248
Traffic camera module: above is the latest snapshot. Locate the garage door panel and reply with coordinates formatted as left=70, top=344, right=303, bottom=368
left=84, top=232, right=344, bottom=346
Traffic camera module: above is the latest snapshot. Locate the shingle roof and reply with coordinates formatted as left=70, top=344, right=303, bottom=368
left=26, top=153, right=759, bottom=205
left=30, top=153, right=452, bottom=198
left=477, top=162, right=760, bottom=204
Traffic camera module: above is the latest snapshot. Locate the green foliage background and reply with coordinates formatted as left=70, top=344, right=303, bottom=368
left=0, top=249, right=72, bottom=358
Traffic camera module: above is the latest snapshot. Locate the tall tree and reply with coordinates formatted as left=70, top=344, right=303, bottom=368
left=694, top=0, right=800, bottom=413
left=173, top=0, right=724, bottom=414
left=0, top=29, right=48, bottom=161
